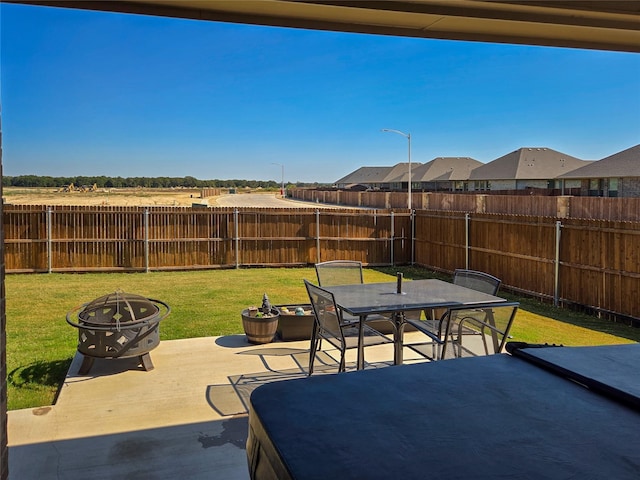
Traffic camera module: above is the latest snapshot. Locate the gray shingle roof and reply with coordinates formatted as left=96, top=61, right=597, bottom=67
left=411, top=157, right=483, bottom=182
left=558, top=144, right=640, bottom=178
left=335, top=166, right=394, bottom=185
left=468, top=147, right=590, bottom=180
left=383, top=162, right=423, bottom=183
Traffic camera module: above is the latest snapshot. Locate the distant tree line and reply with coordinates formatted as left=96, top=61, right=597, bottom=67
left=2, top=175, right=327, bottom=189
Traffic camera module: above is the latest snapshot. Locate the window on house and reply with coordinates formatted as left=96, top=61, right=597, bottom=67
left=475, top=181, right=490, bottom=191
left=608, top=178, right=619, bottom=197
left=589, top=179, right=602, bottom=196
left=454, top=181, right=466, bottom=191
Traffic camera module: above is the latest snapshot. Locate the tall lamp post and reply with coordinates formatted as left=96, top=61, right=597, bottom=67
left=381, top=128, right=412, bottom=210
left=272, top=162, right=285, bottom=197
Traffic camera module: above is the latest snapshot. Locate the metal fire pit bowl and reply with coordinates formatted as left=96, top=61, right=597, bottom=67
left=66, top=291, right=171, bottom=374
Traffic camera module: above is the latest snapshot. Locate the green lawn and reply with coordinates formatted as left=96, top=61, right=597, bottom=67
left=6, top=266, right=638, bottom=410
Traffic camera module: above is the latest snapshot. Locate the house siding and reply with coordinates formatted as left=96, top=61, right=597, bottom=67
left=515, top=179, right=550, bottom=190
left=490, top=180, right=517, bottom=190
left=622, top=178, right=640, bottom=197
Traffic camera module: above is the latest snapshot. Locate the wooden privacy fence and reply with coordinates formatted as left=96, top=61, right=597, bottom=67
left=414, top=211, right=640, bottom=322
left=4, top=204, right=639, bottom=322
left=291, top=189, right=640, bottom=221
left=3, top=205, right=411, bottom=273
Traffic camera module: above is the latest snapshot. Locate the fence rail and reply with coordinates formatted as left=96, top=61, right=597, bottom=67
left=3, top=204, right=639, bottom=322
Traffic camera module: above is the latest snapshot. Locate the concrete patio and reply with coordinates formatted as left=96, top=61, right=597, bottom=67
left=8, top=333, right=430, bottom=479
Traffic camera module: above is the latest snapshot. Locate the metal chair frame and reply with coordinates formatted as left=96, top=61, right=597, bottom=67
left=305, top=280, right=392, bottom=375
left=452, top=269, right=501, bottom=295
left=406, top=302, right=519, bottom=361
left=315, top=260, right=364, bottom=288
left=422, top=269, right=502, bottom=330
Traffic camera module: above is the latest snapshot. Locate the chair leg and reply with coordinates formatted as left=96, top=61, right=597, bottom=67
left=308, top=324, right=318, bottom=376
left=338, top=349, right=346, bottom=373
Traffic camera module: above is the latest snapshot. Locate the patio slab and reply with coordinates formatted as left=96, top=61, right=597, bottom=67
left=8, top=334, right=421, bottom=479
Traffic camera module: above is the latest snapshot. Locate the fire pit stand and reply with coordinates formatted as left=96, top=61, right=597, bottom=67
left=66, top=291, right=171, bottom=374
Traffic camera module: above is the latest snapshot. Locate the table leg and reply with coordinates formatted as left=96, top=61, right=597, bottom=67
left=394, top=312, right=405, bottom=365
left=486, top=309, right=500, bottom=353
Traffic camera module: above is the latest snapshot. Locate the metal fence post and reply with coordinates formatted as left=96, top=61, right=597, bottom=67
left=144, top=209, right=149, bottom=273
left=234, top=209, right=239, bottom=269
left=316, top=209, right=320, bottom=264
left=410, top=209, right=415, bottom=265
left=390, top=211, right=395, bottom=266
left=554, top=220, right=562, bottom=307
left=46, top=207, right=52, bottom=273
left=465, top=213, right=470, bottom=269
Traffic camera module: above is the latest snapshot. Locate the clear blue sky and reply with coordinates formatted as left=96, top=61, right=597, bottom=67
left=2, top=3, right=639, bottom=184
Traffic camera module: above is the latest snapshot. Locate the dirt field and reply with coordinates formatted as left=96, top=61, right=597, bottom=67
left=3, top=187, right=219, bottom=207
left=1, top=187, right=327, bottom=208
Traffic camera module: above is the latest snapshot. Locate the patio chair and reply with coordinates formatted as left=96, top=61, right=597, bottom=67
left=422, top=269, right=502, bottom=330
left=406, top=302, right=519, bottom=361
left=305, top=280, right=393, bottom=375
left=314, top=259, right=397, bottom=333
left=315, top=260, right=364, bottom=288
left=453, top=269, right=501, bottom=296
left=315, top=260, right=420, bottom=322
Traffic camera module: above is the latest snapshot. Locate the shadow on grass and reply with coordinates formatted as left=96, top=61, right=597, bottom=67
left=372, top=266, right=640, bottom=343
left=8, top=358, right=73, bottom=403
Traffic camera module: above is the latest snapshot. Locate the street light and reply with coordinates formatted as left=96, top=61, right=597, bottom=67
left=381, top=128, right=412, bottom=210
left=271, top=162, right=285, bottom=197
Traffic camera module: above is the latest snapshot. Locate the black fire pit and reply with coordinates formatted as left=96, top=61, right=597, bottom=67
left=66, top=291, right=170, bottom=374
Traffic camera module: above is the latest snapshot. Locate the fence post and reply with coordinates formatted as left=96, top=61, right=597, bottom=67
left=234, top=209, right=240, bottom=269
left=390, top=211, right=395, bottom=266
left=144, top=209, right=150, bottom=273
left=465, top=213, right=470, bottom=269
left=554, top=220, right=562, bottom=307
left=46, top=207, right=52, bottom=273
left=410, top=209, right=415, bottom=265
left=316, top=209, right=320, bottom=264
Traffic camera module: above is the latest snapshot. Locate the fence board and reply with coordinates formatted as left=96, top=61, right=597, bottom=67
left=414, top=211, right=466, bottom=272
left=559, top=219, right=640, bottom=319
left=570, top=197, right=640, bottom=221
left=484, top=195, right=558, bottom=216
left=470, top=215, right=557, bottom=298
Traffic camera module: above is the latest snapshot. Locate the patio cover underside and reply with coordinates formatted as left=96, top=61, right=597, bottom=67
left=10, top=0, right=640, bottom=53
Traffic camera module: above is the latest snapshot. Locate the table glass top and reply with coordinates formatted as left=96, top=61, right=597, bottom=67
left=323, top=279, right=505, bottom=315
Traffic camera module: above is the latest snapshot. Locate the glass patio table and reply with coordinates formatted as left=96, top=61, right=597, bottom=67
left=323, top=278, right=507, bottom=369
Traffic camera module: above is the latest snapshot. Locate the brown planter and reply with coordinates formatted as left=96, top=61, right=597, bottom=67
left=276, top=304, right=315, bottom=341
left=241, top=308, right=280, bottom=344
left=275, top=304, right=417, bottom=341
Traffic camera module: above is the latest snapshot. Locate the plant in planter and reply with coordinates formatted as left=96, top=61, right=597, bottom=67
left=241, top=293, right=280, bottom=344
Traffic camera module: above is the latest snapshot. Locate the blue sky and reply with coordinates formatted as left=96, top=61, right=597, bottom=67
left=2, top=3, right=639, bottom=184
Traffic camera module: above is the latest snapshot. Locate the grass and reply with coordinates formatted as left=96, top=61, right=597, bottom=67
left=6, top=266, right=639, bottom=410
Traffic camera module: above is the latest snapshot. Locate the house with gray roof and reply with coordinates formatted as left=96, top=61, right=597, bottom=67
left=381, top=162, right=422, bottom=191
left=334, top=166, right=393, bottom=190
left=468, top=147, right=590, bottom=193
left=411, top=157, right=483, bottom=192
left=335, top=162, right=422, bottom=191
left=558, top=144, right=640, bottom=197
